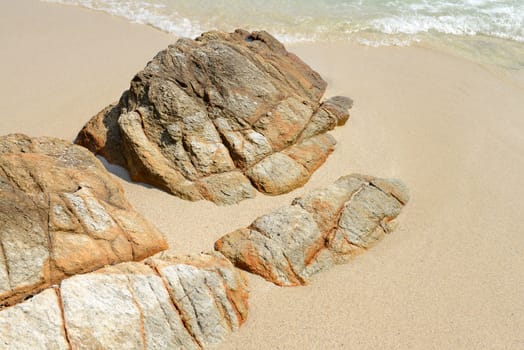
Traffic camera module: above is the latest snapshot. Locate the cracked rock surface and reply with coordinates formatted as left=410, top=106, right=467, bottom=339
left=0, top=134, right=168, bottom=308
left=76, top=29, right=352, bottom=205
left=215, top=174, right=409, bottom=286
left=0, top=253, right=248, bottom=350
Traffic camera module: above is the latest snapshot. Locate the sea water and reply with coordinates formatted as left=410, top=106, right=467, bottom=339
left=43, top=0, right=524, bottom=70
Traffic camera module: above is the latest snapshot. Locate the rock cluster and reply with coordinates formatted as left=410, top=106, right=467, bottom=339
left=215, top=174, right=409, bottom=286
left=0, top=29, right=411, bottom=350
left=76, top=29, right=352, bottom=205
left=0, top=253, right=248, bottom=350
left=0, top=134, right=167, bottom=308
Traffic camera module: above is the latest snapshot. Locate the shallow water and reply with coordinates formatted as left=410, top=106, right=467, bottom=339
left=43, top=0, right=524, bottom=69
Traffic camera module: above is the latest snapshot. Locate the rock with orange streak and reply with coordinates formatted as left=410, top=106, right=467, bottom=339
left=76, top=29, right=352, bottom=204
left=215, top=174, right=409, bottom=286
left=0, top=254, right=248, bottom=350
left=0, top=134, right=167, bottom=309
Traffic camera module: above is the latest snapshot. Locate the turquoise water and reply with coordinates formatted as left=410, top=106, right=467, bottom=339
left=44, top=0, right=524, bottom=69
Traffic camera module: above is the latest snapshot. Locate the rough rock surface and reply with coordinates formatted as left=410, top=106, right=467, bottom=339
left=215, top=174, right=409, bottom=286
left=0, top=253, right=248, bottom=350
left=76, top=29, right=352, bottom=205
left=0, top=134, right=167, bottom=308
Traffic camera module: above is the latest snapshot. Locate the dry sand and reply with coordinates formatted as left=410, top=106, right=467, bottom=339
left=1, top=1, right=523, bottom=349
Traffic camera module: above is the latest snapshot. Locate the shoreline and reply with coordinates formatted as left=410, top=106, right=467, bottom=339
left=2, top=1, right=524, bottom=349
left=42, top=1, right=524, bottom=83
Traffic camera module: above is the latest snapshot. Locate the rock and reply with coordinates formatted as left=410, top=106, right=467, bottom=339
left=76, top=29, right=352, bottom=205
left=0, top=254, right=248, bottom=350
left=0, top=289, right=69, bottom=350
left=215, top=174, right=409, bottom=286
left=0, top=134, right=168, bottom=308
left=146, top=254, right=249, bottom=347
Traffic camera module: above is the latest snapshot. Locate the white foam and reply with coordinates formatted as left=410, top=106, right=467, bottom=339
left=377, top=0, right=524, bottom=42
left=43, top=0, right=204, bottom=38
left=41, top=0, right=524, bottom=68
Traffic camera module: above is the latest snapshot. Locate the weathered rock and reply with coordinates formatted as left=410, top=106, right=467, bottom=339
left=76, top=29, right=352, bottom=205
left=146, top=254, right=249, bottom=347
left=215, top=174, right=409, bottom=286
left=0, top=254, right=248, bottom=350
left=0, top=289, right=69, bottom=350
left=0, top=134, right=168, bottom=308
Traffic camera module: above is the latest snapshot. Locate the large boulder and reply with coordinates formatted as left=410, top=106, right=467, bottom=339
left=0, top=134, right=167, bottom=308
left=76, top=29, right=352, bottom=205
left=215, top=174, right=409, bottom=286
left=0, top=253, right=248, bottom=349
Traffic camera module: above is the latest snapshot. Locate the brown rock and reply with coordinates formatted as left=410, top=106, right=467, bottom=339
left=76, top=29, right=352, bottom=205
left=0, top=134, right=168, bottom=308
left=0, top=254, right=248, bottom=350
left=215, top=174, right=409, bottom=286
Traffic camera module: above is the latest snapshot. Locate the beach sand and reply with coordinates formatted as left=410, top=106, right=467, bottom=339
left=1, top=1, right=523, bottom=348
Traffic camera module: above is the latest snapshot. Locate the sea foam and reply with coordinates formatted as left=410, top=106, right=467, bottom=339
left=42, top=0, right=524, bottom=69
left=43, top=0, right=524, bottom=43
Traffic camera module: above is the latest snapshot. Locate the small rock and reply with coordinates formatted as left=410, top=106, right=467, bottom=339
left=215, top=174, right=409, bottom=286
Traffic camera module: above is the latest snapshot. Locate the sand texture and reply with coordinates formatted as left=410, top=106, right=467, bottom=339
left=1, top=1, right=523, bottom=349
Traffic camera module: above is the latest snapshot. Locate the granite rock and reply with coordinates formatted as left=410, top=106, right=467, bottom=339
left=0, top=254, right=248, bottom=349
left=0, top=134, right=167, bottom=308
left=76, top=29, right=352, bottom=204
left=215, top=174, right=409, bottom=286
left=0, top=289, right=69, bottom=350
